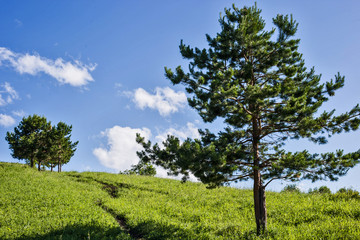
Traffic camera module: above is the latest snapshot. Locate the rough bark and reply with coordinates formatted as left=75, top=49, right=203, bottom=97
left=254, top=170, right=267, bottom=234
left=251, top=104, right=267, bottom=234
left=58, top=158, right=61, bottom=172
left=30, top=157, right=35, bottom=168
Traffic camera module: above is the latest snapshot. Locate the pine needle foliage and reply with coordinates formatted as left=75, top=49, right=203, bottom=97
left=136, top=3, right=360, bottom=234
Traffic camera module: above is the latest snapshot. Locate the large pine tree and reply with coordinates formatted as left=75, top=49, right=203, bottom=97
left=136, top=3, right=360, bottom=234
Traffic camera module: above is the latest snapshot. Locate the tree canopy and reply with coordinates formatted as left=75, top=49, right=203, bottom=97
left=5, top=114, right=78, bottom=172
left=136, top=3, right=360, bottom=234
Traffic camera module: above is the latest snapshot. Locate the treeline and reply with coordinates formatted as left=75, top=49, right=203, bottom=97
left=282, top=184, right=360, bottom=200
left=5, top=114, right=78, bottom=172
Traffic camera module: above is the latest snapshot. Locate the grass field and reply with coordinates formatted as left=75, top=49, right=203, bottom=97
left=0, top=162, right=359, bottom=239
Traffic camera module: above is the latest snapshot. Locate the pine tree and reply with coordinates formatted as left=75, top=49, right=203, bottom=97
left=136, top=3, right=360, bottom=234
left=49, top=122, right=78, bottom=172
left=5, top=115, right=50, bottom=168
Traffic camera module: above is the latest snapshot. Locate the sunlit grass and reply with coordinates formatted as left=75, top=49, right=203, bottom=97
left=1, top=162, right=359, bottom=239
left=0, top=163, right=131, bottom=240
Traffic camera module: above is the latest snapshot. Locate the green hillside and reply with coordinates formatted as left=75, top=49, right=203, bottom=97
left=0, top=162, right=359, bottom=239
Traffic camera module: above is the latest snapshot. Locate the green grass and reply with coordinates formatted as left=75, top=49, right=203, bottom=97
left=1, top=162, right=359, bottom=239
left=0, top=163, right=131, bottom=240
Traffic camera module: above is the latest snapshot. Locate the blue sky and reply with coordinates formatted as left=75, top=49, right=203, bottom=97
left=0, top=0, right=359, bottom=192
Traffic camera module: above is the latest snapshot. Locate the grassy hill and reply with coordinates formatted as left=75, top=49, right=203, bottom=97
left=0, top=162, right=359, bottom=239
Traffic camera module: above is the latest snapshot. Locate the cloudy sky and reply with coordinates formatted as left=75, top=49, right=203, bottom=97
left=1, top=0, right=360, bottom=192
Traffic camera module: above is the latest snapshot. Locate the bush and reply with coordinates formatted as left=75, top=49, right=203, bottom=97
left=332, top=188, right=360, bottom=200
left=309, top=186, right=331, bottom=194
left=120, top=162, right=156, bottom=176
left=281, top=184, right=301, bottom=193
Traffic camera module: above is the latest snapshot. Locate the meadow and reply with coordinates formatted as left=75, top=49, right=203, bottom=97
left=0, top=162, right=359, bottom=239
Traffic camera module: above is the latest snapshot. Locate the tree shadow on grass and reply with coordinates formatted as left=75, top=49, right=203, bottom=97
left=131, top=221, right=272, bottom=240
left=13, top=224, right=132, bottom=240
left=12, top=220, right=197, bottom=240
left=11, top=221, right=197, bottom=240
left=10, top=218, right=267, bottom=240
left=129, top=220, right=197, bottom=240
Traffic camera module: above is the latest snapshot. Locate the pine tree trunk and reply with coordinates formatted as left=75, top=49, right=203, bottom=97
left=38, top=161, right=41, bottom=171
left=51, top=164, right=53, bottom=172
left=30, top=157, right=34, bottom=168
left=254, top=170, right=267, bottom=234
left=58, top=158, right=61, bottom=172
left=251, top=108, right=267, bottom=234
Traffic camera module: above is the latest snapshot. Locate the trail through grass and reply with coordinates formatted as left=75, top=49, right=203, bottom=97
left=1, top=162, right=360, bottom=239
left=0, top=163, right=132, bottom=239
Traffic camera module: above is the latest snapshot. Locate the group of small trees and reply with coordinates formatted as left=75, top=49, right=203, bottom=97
left=5, top=114, right=78, bottom=172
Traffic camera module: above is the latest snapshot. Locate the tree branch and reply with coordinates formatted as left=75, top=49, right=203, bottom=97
left=225, top=173, right=253, bottom=182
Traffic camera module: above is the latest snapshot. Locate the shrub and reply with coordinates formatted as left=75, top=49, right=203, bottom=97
left=281, top=184, right=301, bottom=193
left=332, top=188, right=360, bottom=200
left=309, top=186, right=331, bottom=194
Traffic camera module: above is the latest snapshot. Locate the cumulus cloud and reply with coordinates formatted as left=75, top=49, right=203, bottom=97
left=128, top=87, right=187, bottom=116
left=0, top=47, right=96, bottom=87
left=93, top=123, right=200, bottom=182
left=155, top=122, right=200, bottom=144
left=0, top=114, right=16, bottom=127
left=0, top=82, right=19, bottom=106
left=93, top=126, right=151, bottom=172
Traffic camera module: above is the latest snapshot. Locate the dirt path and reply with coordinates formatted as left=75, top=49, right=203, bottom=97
left=67, top=174, right=144, bottom=240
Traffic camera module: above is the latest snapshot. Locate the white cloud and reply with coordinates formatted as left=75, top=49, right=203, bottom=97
left=93, top=126, right=151, bottom=172
left=0, top=82, right=19, bottom=106
left=3, top=82, right=19, bottom=100
left=0, top=98, right=5, bottom=106
left=128, top=87, right=187, bottom=116
left=114, top=82, right=122, bottom=88
left=12, top=110, right=26, bottom=117
left=0, top=47, right=96, bottom=87
left=114, top=83, right=124, bottom=96
left=0, top=114, right=15, bottom=127
left=154, top=164, right=198, bottom=182
left=154, top=122, right=200, bottom=182
left=155, top=122, right=200, bottom=144
left=93, top=122, right=200, bottom=182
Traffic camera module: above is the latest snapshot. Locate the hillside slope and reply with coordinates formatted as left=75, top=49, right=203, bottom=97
left=0, top=162, right=359, bottom=239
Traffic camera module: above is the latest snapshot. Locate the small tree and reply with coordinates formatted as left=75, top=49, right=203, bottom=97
left=281, top=184, right=300, bottom=193
left=136, top=3, right=360, bottom=234
left=5, top=115, right=50, bottom=168
left=120, top=161, right=156, bottom=176
left=49, top=122, right=78, bottom=172
left=309, top=186, right=331, bottom=194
